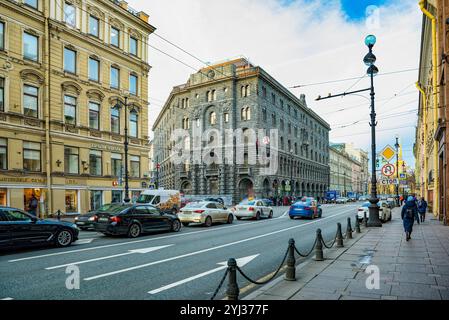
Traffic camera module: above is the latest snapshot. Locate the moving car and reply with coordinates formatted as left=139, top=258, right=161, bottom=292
left=386, top=197, right=396, bottom=208
left=261, top=198, right=274, bottom=206
left=234, top=199, right=274, bottom=220
left=136, top=189, right=181, bottom=214
left=289, top=197, right=322, bottom=219
left=203, top=197, right=224, bottom=205
left=178, top=201, right=234, bottom=227
left=357, top=201, right=392, bottom=222
left=336, top=197, right=348, bottom=204
left=74, top=203, right=119, bottom=230
left=0, top=206, right=79, bottom=249
left=93, top=203, right=181, bottom=238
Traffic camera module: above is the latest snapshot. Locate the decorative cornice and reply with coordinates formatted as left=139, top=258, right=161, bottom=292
left=20, top=69, right=45, bottom=85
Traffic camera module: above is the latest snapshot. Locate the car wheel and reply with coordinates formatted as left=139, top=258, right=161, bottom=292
left=204, top=216, right=212, bottom=227
left=227, top=214, right=234, bottom=224
left=127, top=223, right=141, bottom=238
left=182, top=222, right=190, bottom=227
left=289, top=215, right=295, bottom=220
left=171, top=219, right=181, bottom=232
left=55, top=229, right=73, bottom=247
left=389, top=214, right=392, bottom=221
left=268, top=211, right=273, bottom=219
left=255, top=212, right=261, bottom=220
left=172, top=208, right=178, bottom=215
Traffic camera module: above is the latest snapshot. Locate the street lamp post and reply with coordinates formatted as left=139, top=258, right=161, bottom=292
left=395, top=135, right=400, bottom=206
left=364, top=35, right=382, bottom=227
left=290, top=149, right=294, bottom=197
left=112, top=95, right=135, bottom=203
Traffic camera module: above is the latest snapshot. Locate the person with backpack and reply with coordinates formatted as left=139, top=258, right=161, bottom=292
left=417, top=197, right=428, bottom=223
left=401, top=196, right=420, bottom=241
left=27, top=193, right=38, bottom=217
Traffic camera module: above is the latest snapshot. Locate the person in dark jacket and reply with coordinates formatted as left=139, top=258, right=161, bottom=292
left=401, top=196, right=420, bottom=241
left=417, top=197, right=428, bottom=223
left=27, top=193, right=38, bottom=217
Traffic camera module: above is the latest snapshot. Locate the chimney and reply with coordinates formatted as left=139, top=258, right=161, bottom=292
left=138, top=11, right=149, bottom=23
left=300, top=94, right=307, bottom=106
left=119, top=1, right=128, bottom=10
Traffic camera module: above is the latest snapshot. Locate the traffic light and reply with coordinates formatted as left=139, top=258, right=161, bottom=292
left=376, top=158, right=380, bottom=168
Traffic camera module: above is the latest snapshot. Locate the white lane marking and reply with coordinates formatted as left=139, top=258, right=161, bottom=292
left=1, top=297, right=14, bottom=300
left=8, top=206, right=317, bottom=263
left=74, top=238, right=95, bottom=245
left=148, top=254, right=259, bottom=295
left=84, top=208, right=355, bottom=281
left=45, top=245, right=173, bottom=270
left=280, top=210, right=288, bottom=218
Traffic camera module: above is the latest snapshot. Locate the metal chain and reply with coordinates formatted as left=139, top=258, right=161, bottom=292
left=236, top=246, right=289, bottom=285
left=321, top=229, right=339, bottom=249
left=294, top=237, right=317, bottom=257
left=210, top=268, right=229, bottom=300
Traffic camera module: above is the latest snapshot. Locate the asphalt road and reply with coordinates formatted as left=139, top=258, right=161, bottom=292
left=0, top=202, right=362, bottom=300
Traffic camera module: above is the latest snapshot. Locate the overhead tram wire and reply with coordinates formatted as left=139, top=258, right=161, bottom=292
left=331, top=124, right=416, bottom=139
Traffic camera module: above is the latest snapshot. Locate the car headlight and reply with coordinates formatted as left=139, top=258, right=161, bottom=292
left=74, top=216, right=78, bottom=221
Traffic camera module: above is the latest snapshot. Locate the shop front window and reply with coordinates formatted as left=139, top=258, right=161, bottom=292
left=111, top=190, right=122, bottom=203
left=65, top=190, right=78, bottom=213
left=0, top=188, right=6, bottom=206
left=131, top=190, right=141, bottom=203
left=90, top=190, right=102, bottom=211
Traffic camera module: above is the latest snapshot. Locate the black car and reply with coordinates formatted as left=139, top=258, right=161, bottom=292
left=93, top=203, right=181, bottom=238
left=74, top=202, right=120, bottom=230
left=203, top=197, right=224, bottom=205
left=0, top=206, right=79, bottom=249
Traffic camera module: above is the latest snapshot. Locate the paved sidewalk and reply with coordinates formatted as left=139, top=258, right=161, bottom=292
left=245, top=207, right=449, bottom=300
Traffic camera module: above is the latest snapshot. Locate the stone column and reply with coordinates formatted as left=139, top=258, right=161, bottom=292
left=199, top=165, right=206, bottom=195
left=219, top=165, right=226, bottom=195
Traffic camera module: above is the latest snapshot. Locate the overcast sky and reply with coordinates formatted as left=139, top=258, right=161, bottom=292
left=128, top=0, right=422, bottom=168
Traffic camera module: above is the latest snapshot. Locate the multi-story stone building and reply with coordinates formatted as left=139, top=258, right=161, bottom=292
left=329, top=144, right=363, bottom=196
left=0, top=0, right=155, bottom=216
left=152, top=58, right=330, bottom=203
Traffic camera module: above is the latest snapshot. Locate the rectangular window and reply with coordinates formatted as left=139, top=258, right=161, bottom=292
left=23, top=32, right=38, bottom=61
left=23, top=141, right=41, bottom=172
left=65, top=190, right=78, bottom=213
left=64, top=146, right=79, bottom=174
left=129, top=74, right=137, bottom=95
left=0, top=22, right=4, bottom=51
left=89, top=102, right=100, bottom=130
left=129, top=111, right=138, bottom=137
left=64, top=95, right=76, bottom=125
left=0, top=77, right=4, bottom=112
left=64, top=47, right=76, bottom=73
left=111, top=190, right=122, bottom=203
left=24, top=0, right=38, bottom=9
left=88, top=57, right=99, bottom=82
left=224, top=113, right=229, bottom=123
left=89, top=15, right=99, bottom=37
left=111, top=153, right=122, bottom=177
left=111, top=108, right=120, bottom=134
left=0, top=138, right=7, bottom=170
left=23, top=85, right=38, bottom=118
left=130, top=155, right=140, bottom=178
left=110, top=66, right=119, bottom=89
left=110, top=27, right=120, bottom=47
left=129, top=36, right=138, bottom=56
left=64, top=2, right=76, bottom=27
left=90, top=190, right=102, bottom=211
left=89, top=150, right=102, bottom=176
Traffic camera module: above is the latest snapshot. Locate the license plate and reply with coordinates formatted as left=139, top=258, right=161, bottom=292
left=98, top=217, right=109, bottom=222
left=182, top=211, right=191, bottom=214
left=76, top=221, right=85, bottom=225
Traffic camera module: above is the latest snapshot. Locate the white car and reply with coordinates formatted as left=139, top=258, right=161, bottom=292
left=336, top=197, right=348, bottom=204
left=357, top=201, right=392, bottom=222
left=234, top=199, right=274, bottom=220
left=178, top=201, right=233, bottom=227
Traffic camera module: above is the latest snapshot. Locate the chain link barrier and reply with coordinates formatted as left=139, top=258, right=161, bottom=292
left=210, top=268, right=229, bottom=300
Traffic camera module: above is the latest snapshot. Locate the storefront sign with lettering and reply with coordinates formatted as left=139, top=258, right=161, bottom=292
left=0, top=177, right=47, bottom=184
left=91, top=143, right=123, bottom=152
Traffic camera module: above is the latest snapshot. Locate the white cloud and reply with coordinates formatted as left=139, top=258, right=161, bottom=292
left=128, top=0, right=421, bottom=167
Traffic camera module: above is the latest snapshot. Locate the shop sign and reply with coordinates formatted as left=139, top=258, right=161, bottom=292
left=0, top=177, right=46, bottom=184
left=91, top=143, right=123, bottom=152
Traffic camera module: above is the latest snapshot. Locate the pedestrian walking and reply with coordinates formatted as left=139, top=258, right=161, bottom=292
left=401, top=196, right=420, bottom=241
left=27, top=193, right=38, bottom=217
left=417, top=197, right=428, bottom=223
left=399, top=195, right=404, bottom=206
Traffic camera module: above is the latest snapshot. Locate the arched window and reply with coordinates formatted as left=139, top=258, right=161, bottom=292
left=209, top=111, right=216, bottom=125
left=186, top=118, right=190, bottom=129
left=241, top=86, right=245, bottom=98
left=246, top=107, right=251, bottom=120
left=241, top=108, right=245, bottom=120
left=212, top=90, right=216, bottom=101
left=246, top=85, right=250, bottom=96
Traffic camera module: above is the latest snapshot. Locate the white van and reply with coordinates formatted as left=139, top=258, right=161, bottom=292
left=136, top=189, right=181, bottom=213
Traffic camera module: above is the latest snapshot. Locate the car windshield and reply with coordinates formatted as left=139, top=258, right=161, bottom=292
left=136, top=194, right=155, bottom=204
left=239, top=200, right=255, bottom=205
left=100, top=204, right=133, bottom=214
left=362, top=203, right=370, bottom=207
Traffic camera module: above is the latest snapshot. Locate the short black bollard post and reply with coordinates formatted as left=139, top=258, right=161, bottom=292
left=355, top=215, right=361, bottom=233
left=57, top=210, right=61, bottom=221
left=346, top=217, right=353, bottom=239
left=315, top=229, right=324, bottom=261
left=285, top=239, right=296, bottom=281
left=226, top=258, right=239, bottom=300
left=363, top=212, right=368, bottom=228
left=336, top=223, right=344, bottom=247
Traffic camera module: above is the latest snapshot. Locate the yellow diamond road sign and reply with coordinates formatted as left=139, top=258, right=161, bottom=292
left=380, top=145, right=396, bottom=162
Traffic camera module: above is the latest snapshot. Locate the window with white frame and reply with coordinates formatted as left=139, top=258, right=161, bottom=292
left=23, top=84, right=38, bottom=118
left=64, top=2, right=76, bottom=27
left=64, top=95, right=76, bottom=125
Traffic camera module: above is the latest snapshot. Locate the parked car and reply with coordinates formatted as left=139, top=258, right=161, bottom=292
left=74, top=203, right=120, bottom=230
left=0, top=206, right=79, bottom=249
left=386, top=197, right=396, bottom=208
left=93, top=203, right=181, bottom=238
left=289, top=198, right=322, bottom=219
left=203, top=197, right=225, bottom=205
left=358, top=195, right=368, bottom=201
left=261, top=198, right=274, bottom=206
left=136, top=189, right=181, bottom=214
left=178, top=201, right=234, bottom=227
left=336, top=197, right=348, bottom=204
left=234, top=199, right=274, bottom=220
left=357, top=201, right=392, bottom=222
